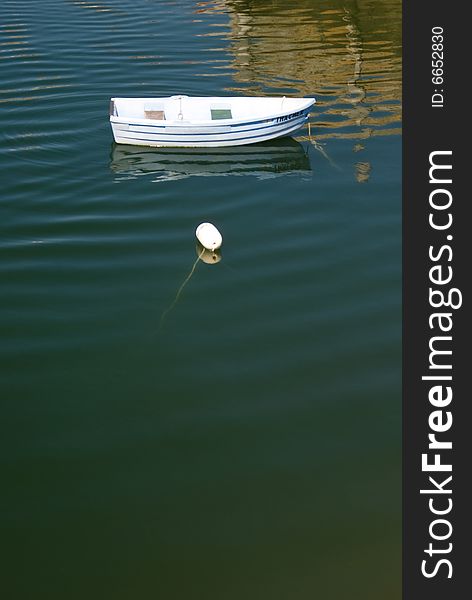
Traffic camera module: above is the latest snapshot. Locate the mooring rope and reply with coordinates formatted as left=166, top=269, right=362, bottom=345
left=158, top=246, right=206, bottom=331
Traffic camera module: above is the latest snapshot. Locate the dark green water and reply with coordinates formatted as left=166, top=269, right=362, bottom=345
left=1, top=1, right=401, bottom=598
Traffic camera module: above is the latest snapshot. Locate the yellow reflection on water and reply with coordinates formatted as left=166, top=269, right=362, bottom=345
left=195, top=0, right=401, bottom=141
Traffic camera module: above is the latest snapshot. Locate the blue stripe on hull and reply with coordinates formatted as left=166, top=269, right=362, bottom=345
left=112, top=108, right=311, bottom=134
left=125, top=117, right=307, bottom=137
left=113, top=117, right=308, bottom=145
left=113, top=120, right=307, bottom=147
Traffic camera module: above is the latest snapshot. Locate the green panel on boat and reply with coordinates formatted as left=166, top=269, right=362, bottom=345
left=211, top=109, right=232, bottom=120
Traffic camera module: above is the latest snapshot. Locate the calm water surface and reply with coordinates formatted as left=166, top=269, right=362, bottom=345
left=1, top=1, right=401, bottom=598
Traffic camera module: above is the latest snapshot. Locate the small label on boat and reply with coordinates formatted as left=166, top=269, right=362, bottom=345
left=276, top=109, right=304, bottom=123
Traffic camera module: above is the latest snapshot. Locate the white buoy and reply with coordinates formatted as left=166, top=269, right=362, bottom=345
left=195, top=222, right=222, bottom=251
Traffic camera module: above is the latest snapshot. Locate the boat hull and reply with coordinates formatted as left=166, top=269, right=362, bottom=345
left=110, top=99, right=314, bottom=148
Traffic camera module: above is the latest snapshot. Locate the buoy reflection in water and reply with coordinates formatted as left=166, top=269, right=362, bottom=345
left=196, top=241, right=222, bottom=265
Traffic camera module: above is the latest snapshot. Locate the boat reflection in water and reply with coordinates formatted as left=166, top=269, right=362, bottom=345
left=110, top=137, right=312, bottom=182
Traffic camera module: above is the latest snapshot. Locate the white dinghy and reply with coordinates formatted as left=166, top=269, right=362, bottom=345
left=109, top=95, right=315, bottom=148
